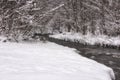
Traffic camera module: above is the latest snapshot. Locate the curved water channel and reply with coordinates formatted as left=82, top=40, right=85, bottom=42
left=48, top=37, right=120, bottom=80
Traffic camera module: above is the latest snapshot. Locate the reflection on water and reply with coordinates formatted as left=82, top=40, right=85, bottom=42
left=79, top=47, right=120, bottom=80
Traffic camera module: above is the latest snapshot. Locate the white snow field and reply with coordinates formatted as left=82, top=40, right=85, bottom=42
left=0, top=42, right=115, bottom=80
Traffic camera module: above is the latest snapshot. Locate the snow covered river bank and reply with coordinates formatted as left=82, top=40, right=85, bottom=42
left=0, top=42, right=115, bottom=80
left=48, top=37, right=120, bottom=80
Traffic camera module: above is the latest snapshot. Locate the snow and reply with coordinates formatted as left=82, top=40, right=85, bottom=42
left=0, top=42, right=115, bottom=80
left=0, top=36, right=7, bottom=42
left=50, top=32, right=120, bottom=46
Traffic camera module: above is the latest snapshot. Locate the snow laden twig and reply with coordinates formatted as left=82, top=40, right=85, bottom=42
left=39, top=4, right=64, bottom=19
left=15, top=3, right=65, bottom=24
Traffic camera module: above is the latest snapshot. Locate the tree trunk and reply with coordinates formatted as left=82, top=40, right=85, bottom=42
left=100, top=0, right=106, bottom=34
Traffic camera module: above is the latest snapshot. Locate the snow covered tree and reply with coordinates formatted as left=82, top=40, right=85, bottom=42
left=0, top=0, right=36, bottom=40
left=0, top=0, right=120, bottom=42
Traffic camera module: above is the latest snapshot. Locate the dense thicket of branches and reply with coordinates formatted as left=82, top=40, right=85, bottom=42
left=0, top=0, right=120, bottom=40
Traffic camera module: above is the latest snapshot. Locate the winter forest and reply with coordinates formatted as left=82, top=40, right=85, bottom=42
left=0, top=0, right=120, bottom=40
left=0, top=0, right=120, bottom=80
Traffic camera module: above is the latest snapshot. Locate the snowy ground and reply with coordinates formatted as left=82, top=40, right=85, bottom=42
left=0, top=41, right=115, bottom=80
left=50, top=32, right=120, bottom=46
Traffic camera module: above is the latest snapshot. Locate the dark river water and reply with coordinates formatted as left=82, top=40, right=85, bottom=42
left=48, top=37, right=120, bottom=80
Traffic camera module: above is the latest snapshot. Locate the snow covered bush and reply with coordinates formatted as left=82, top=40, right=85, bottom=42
left=50, top=32, right=120, bottom=48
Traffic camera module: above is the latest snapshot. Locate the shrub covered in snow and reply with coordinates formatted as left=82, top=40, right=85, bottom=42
left=50, top=32, right=120, bottom=48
